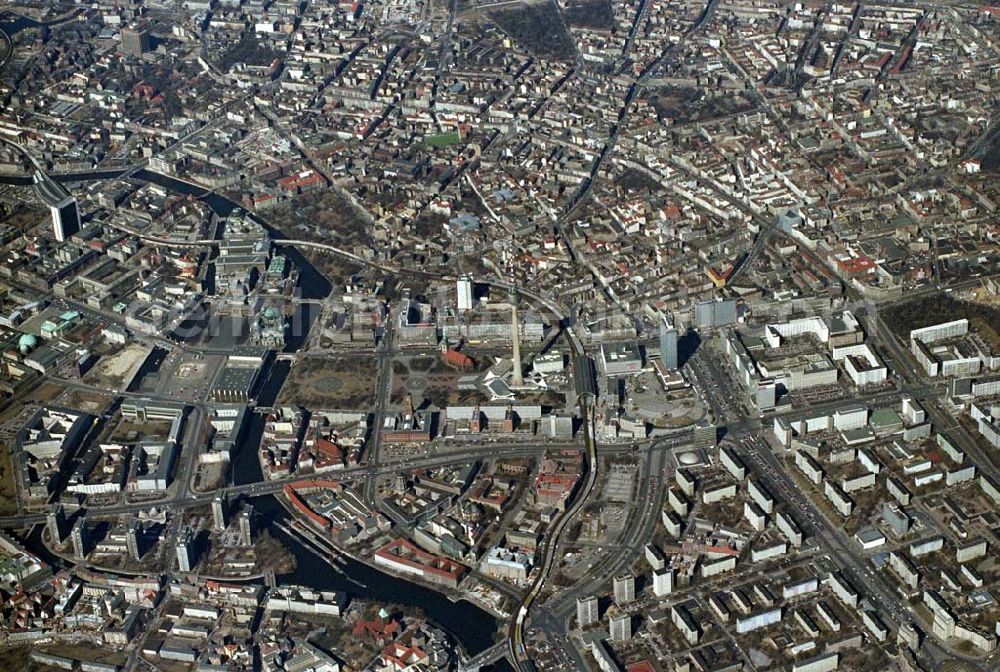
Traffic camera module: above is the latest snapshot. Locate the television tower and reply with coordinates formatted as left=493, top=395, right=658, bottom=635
left=504, top=233, right=524, bottom=388
left=510, top=287, right=524, bottom=387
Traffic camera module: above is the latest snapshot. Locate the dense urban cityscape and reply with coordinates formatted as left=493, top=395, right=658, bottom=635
left=0, top=0, right=999, bottom=671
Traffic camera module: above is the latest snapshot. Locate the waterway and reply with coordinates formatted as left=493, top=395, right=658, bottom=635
left=232, top=412, right=508, bottom=664
left=6, top=165, right=511, bottom=668
left=0, top=14, right=41, bottom=37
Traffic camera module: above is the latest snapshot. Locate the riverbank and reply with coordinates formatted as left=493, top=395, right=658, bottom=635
left=250, top=492, right=507, bottom=658
left=0, top=28, right=10, bottom=72
left=232, top=322, right=508, bottom=664
left=275, top=482, right=513, bottom=622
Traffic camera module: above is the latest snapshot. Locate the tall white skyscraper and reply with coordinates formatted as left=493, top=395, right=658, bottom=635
left=613, top=574, right=636, bottom=605
left=238, top=506, right=254, bottom=546
left=653, top=567, right=674, bottom=597
left=457, top=276, right=473, bottom=312
left=212, top=495, right=227, bottom=532
left=576, top=595, right=599, bottom=627
left=609, top=613, right=632, bottom=643
left=126, top=521, right=142, bottom=561
left=46, top=505, right=66, bottom=544
left=176, top=527, right=194, bottom=572
left=71, top=519, right=88, bottom=559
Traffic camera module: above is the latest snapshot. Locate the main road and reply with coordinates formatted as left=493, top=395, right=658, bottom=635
left=532, top=440, right=670, bottom=671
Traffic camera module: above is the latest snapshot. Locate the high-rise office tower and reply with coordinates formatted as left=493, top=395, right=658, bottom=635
left=50, top=196, right=80, bottom=242
left=659, top=316, right=678, bottom=370
left=120, top=26, right=151, bottom=57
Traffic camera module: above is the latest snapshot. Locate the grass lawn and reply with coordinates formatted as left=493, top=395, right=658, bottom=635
left=277, top=356, right=378, bottom=409
left=0, top=444, right=18, bottom=516
left=425, top=132, right=462, bottom=147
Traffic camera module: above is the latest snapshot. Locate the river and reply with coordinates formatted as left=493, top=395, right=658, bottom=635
left=0, top=15, right=41, bottom=37
left=232, top=403, right=508, bottom=664
left=6, top=166, right=511, bottom=668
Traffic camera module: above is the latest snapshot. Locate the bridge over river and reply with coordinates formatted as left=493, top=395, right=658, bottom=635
left=458, top=641, right=509, bottom=672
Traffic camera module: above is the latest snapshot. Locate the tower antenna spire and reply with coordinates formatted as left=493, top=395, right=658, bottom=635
left=510, top=283, right=523, bottom=387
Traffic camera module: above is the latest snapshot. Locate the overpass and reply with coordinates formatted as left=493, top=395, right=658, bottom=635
left=32, top=168, right=74, bottom=207
left=0, top=437, right=692, bottom=529
left=0, top=137, right=70, bottom=208
left=509, top=397, right=598, bottom=671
